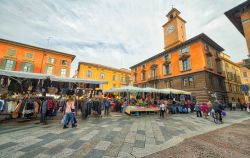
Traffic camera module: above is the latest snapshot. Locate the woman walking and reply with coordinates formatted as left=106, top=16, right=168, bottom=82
left=63, top=96, right=77, bottom=129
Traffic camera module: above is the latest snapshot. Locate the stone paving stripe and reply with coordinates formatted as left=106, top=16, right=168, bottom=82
left=134, top=140, right=145, bottom=148
left=136, top=134, right=146, bottom=141
left=137, top=130, right=145, bottom=135
left=19, top=147, right=47, bottom=158
left=80, top=130, right=99, bottom=141
left=45, top=144, right=65, bottom=156
left=51, top=148, right=75, bottom=158
left=68, top=140, right=86, bottom=150
left=0, top=142, right=18, bottom=150
left=42, top=139, right=66, bottom=148
left=38, top=133, right=57, bottom=140
left=95, top=141, right=111, bottom=150
left=85, top=149, right=105, bottom=158
left=112, top=127, right=122, bottom=131
left=34, top=153, right=51, bottom=158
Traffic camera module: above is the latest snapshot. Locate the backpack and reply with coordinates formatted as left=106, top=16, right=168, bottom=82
left=47, top=99, right=54, bottom=110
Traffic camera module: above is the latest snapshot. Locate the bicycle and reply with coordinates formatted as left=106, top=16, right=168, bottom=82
left=213, top=111, right=222, bottom=124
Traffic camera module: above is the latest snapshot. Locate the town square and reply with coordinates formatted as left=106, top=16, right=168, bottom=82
left=0, top=0, right=250, bottom=158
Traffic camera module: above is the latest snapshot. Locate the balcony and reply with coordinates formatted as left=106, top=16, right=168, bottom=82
left=179, top=52, right=190, bottom=60
left=148, top=75, right=159, bottom=81
left=243, top=58, right=250, bottom=69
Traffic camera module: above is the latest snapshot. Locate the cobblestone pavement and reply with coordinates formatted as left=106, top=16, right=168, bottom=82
left=0, top=111, right=249, bottom=158
left=145, top=119, right=250, bottom=158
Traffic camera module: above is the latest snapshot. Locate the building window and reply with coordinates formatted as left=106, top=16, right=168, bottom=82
left=48, top=57, right=55, bottom=64
left=7, top=48, right=16, bottom=57
left=243, top=72, right=248, bottom=78
left=183, top=78, right=188, bottom=86
left=151, top=68, right=157, bottom=78
left=189, top=77, right=194, bottom=85
left=87, top=70, right=92, bottom=78
left=164, top=64, right=171, bottom=75
left=113, top=84, right=116, bottom=88
left=112, top=75, right=116, bottom=81
left=60, top=68, right=67, bottom=77
left=205, top=44, right=210, bottom=51
left=141, top=64, right=146, bottom=69
left=166, top=80, right=173, bottom=88
left=180, top=46, right=189, bottom=54
left=100, top=73, right=105, bottom=79
left=134, top=74, right=137, bottom=82
left=26, top=53, right=33, bottom=59
left=5, top=59, right=15, bottom=71
left=22, top=62, right=33, bottom=72
left=182, top=59, right=190, bottom=71
left=164, top=54, right=171, bottom=60
left=61, top=60, right=68, bottom=66
left=207, top=56, right=213, bottom=69
left=141, top=72, right=146, bottom=81
left=46, top=66, right=54, bottom=75
left=134, top=68, right=138, bottom=72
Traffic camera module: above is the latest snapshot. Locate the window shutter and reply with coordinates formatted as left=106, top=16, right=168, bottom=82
left=188, top=58, right=191, bottom=70
left=45, top=65, right=48, bottom=74
left=163, top=65, right=166, bottom=75
left=0, top=59, right=7, bottom=70
left=20, top=62, right=25, bottom=71
left=59, top=69, right=62, bottom=77
left=169, top=64, right=172, bottom=74
left=30, top=63, right=34, bottom=72
left=179, top=60, right=183, bottom=71
left=12, top=61, right=16, bottom=71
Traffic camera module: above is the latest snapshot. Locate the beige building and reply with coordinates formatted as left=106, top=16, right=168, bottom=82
left=220, top=52, right=244, bottom=103
left=237, top=62, right=250, bottom=103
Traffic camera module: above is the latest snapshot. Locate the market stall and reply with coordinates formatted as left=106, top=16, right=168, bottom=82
left=104, top=86, right=192, bottom=115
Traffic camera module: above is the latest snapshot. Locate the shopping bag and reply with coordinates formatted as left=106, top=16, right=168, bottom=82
left=247, top=107, right=250, bottom=113
left=61, top=115, right=66, bottom=124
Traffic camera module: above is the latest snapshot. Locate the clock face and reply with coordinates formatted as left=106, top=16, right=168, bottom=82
left=167, top=25, right=174, bottom=34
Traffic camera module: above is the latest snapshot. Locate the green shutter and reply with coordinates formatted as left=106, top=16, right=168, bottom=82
left=20, top=62, right=25, bottom=71
left=169, top=64, right=172, bottom=74
left=44, top=65, right=48, bottom=74
left=12, top=61, right=16, bottom=71
left=0, top=59, right=7, bottom=70
left=188, top=58, right=191, bottom=70
left=30, top=63, right=34, bottom=72
left=59, top=69, right=62, bottom=76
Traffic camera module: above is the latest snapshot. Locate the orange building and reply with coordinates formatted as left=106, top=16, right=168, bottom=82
left=130, top=8, right=227, bottom=102
left=225, top=1, right=250, bottom=67
left=0, top=38, right=75, bottom=77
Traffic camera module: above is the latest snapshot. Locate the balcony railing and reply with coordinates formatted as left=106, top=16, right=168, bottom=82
left=243, top=58, right=250, bottom=69
left=148, top=75, right=159, bottom=81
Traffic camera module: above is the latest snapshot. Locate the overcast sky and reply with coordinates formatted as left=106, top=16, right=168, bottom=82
left=0, top=0, right=248, bottom=76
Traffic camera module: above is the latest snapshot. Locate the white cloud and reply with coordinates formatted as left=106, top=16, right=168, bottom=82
left=0, top=0, right=248, bottom=76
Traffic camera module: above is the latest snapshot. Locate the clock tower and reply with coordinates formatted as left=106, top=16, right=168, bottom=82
left=163, top=8, right=187, bottom=50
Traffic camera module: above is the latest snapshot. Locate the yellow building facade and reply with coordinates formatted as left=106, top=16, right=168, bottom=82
left=237, top=62, right=250, bottom=103
left=220, top=52, right=244, bottom=103
left=77, top=62, right=131, bottom=91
